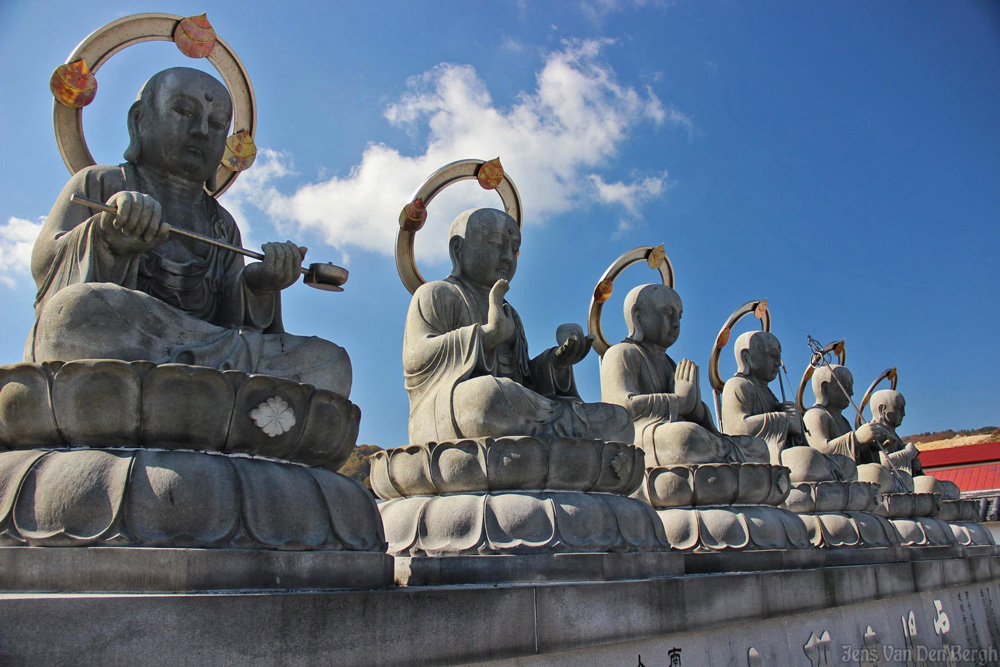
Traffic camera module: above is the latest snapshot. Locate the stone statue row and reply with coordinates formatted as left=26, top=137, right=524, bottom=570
left=0, top=21, right=991, bottom=591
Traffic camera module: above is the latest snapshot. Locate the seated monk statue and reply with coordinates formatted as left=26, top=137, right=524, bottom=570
left=722, top=331, right=806, bottom=465
left=866, top=389, right=921, bottom=490
left=402, top=208, right=633, bottom=445
left=795, top=364, right=892, bottom=483
left=27, top=68, right=351, bottom=396
left=600, top=284, right=769, bottom=466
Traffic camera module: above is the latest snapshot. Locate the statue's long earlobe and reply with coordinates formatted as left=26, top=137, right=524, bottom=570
left=630, top=306, right=644, bottom=343
left=448, top=237, right=463, bottom=278
left=124, top=101, right=144, bottom=162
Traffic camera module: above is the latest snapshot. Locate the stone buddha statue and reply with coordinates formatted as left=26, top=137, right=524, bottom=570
left=721, top=330, right=806, bottom=465
left=27, top=67, right=351, bottom=396
left=600, top=284, right=769, bottom=466
left=868, top=389, right=921, bottom=480
left=794, top=364, right=893, bottom=484
left=402, top=207, right=633, bottom=445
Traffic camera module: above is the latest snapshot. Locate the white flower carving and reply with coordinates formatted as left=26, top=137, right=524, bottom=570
left=250, top=396, right=296, bottom=437
left=611, top=450, right=633, bottom=479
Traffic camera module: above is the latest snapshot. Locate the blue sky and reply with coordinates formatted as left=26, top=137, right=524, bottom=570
left=1, top=1, right=998, bottom=446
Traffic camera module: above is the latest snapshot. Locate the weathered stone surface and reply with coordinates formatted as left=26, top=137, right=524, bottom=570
left=0, top=361, right=360, bottom=472
left=0, top=449, right=386, bottom=551
left=635, top=462, right=790, bottom=508
left=379, top=491, right=668, bottom=556
left=371, top=436, right=643, bottom=498
left=781, top=480, right=880, bottom=514
left=652, top=505, right=810, bottom=551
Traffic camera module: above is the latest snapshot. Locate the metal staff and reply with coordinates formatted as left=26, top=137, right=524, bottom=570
left=71, top=194, right=348, bottom=292
left=805, top=334, right=902, bottom=478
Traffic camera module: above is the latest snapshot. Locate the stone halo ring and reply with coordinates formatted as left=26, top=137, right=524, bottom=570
left=794, top=339, right=847, bottom=414
left=707, top=299, right=772, bottom=396
left=854, top=367, right=899, bottom=429
left=395, top=158, right=523, bottom=295
left=586, top=245, right=675, bottom=356
left=51, top=12, right=256, bottom=197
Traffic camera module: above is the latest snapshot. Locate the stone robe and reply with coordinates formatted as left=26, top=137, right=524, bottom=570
left=601, top=338, right=767, bottom=466
left=804, top=405, right=878, bottom=464
left=722, top=374, right=804, bottom=465
left=27, top=164, right=350, bottom=396
left=403, top=277, right=633, bottom=445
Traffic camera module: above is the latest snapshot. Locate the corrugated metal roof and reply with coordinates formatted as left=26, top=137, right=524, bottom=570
left=928, top=463, right=1000, bottom=492
left=919, top=441, right=1000, bottom=468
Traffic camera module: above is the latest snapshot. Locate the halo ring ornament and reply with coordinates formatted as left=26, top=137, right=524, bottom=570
left=854, top=367, right=899, bottom=429
left=795, top=339, right=846, bottom=413
left=708, top=299, right=771, bottom=395
left=395, top=158, right=522, bottom=294
left=587, top=245, right=674, bottom=356
left=52, top=12, right=256, bottom=197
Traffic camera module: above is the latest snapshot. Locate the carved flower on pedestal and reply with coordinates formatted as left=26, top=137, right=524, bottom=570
left=250, top=396, right=296, bottom=437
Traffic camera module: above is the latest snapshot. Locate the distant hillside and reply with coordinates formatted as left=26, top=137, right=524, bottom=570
left=906, top=426, right=999, bottom=450
left=339, top=444, right=385, bottom=490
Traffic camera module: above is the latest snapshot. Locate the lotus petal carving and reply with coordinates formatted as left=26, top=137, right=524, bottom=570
left=634, top=463, right=790, bottom=509
left=949, top=521, right=996, bottom=546
left=877, top=492, right=940, bottom=518
left=781, top=481, right=880, bottom=514
left=371, top=437, right=645, bottom=499
left=889, top=516, right=959, bottom=547
left=378, top=491, right=668, bottom=556
left=0, top=449, right=386, bottom=552
left=0, top=362, right=359, bottom=472
left=652, top=505, right=810, bottom=551
left=796, top=511, right=901, bottom=548
left=936, top=499, right=980, bottom=523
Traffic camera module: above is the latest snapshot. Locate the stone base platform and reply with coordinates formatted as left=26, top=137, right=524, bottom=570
left=394, top=551, right=684, bottom=586
left=3, top=553, right=998, bottom=666
left=0, top=546, right=395, bottom=592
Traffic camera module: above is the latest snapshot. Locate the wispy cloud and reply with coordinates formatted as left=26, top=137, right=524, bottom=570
left=0, top=216, right=43, bottom=288
left=580, top=0, right=670, bottom=23
left=235, top=38, right=680, bottom=264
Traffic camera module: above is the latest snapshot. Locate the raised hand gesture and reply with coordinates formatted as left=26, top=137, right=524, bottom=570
left=482, top=279, right=516, bottom=351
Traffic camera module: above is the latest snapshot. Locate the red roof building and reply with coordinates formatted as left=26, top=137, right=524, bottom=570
left=919, top=441, right=1000, bottom=495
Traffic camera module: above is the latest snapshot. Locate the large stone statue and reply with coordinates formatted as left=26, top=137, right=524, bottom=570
left=721, top=330, right=805, bottom=464
left=27, top=67, right=350, bottom=396
left=402, top=207, right=632, bottom=444
left=804, top=365, right=886, bottom=464
left=601, top=284, right=768, bottom=465
left=867, top=389, right=921, bottom=479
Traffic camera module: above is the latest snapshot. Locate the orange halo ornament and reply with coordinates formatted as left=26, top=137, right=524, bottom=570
left=50, top=59, right=98, bottom=109
left=586, top=244, right=675, bottom=356
left=173, top=14, right=217, bottom=58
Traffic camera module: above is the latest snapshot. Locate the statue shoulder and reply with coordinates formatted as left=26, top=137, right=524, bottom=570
left=603, top=338, right=643, bottom=366
left=60, top=164, right=128, bottom=198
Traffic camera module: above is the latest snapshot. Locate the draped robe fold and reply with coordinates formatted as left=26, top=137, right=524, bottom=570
left=26, top=164, right=350, bottom=396
left=601, top=339, right=768, bottom=466
left=722, top=374, right=805, bottom=465
left=403, top=277, right=633, bottom=445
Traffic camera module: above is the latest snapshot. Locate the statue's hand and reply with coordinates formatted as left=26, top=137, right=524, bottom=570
left=482, top=279, right=515, bottom=350
left=552, top=323, right=591, bottom=368
left=245, top=241, right=306, bottom=293
left=673, top=358, right=699, bottom=415
left=857, top=422, right=892, bottom=446
left=100, top=191, right=170, bottom=256
left=780, top=402, right=804, bottom=437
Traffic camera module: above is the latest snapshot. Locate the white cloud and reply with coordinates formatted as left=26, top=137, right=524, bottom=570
left=234, top=39, right=680, bottom=265
left=589, top=173, right=669, bottom=217
left=219, top=148, right=295, bottom=253
left=0, top=216, right=43, bottom=288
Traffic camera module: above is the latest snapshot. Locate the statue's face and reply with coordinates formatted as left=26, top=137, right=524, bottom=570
left=136, top=70, right=232, bottom=183
left=882, top=396, right=905, bottom=428
left=637, top=287, right=682, bottom=349
left=458, top=212, right=520, bottom=288
left=750, top=335, right=782, bottom=383
left=825, top=368, right=854, bottom=410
